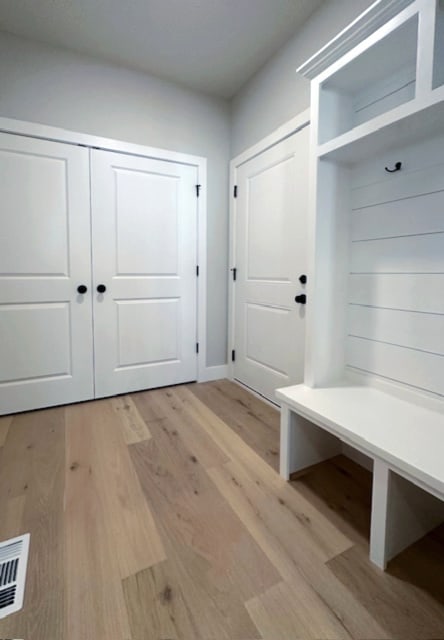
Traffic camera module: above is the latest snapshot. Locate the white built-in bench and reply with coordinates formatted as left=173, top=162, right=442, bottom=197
left=277, top=384, right=444, bottom=569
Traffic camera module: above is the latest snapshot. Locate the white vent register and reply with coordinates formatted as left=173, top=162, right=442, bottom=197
left=0, top=534, right=30, bottom=619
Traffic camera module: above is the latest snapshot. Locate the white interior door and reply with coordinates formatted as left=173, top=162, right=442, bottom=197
left=91, top=149, right=198, bottom=398
left=0, top=133, right=94, bottom=415
left=233, top=126, right=309, bottom=403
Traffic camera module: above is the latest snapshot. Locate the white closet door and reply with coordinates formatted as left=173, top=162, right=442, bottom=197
left=233, top=126, right=309, bottom=403
left=91, top=150, right=198, bottom=398
left=0, top=133, right=94, bottom=415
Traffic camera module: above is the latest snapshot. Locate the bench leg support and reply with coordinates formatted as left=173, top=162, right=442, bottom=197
left=370, top=459, right=444, bottom=569
left=279, top=406, right=341, bottom=480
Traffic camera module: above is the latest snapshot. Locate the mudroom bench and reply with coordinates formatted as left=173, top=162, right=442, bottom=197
left=277, top=384, right=444, bottom=569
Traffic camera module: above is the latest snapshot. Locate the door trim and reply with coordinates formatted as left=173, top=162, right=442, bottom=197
left=228, top=109, right=310, bottom=382
left=0, top=116, right=208, bottom=384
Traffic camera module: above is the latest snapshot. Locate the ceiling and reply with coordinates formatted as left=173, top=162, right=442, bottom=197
left=0, top=0, right=324, bottom=98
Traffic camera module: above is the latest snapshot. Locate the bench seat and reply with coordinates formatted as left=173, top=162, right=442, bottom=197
left=277, top=383, right=444, bottom=569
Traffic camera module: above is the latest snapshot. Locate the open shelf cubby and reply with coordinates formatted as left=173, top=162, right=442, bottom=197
left=318, top=13, right=418, bottom=145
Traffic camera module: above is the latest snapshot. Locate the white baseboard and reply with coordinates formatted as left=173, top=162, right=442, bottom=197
left=199, top=365, right=228, bottom=382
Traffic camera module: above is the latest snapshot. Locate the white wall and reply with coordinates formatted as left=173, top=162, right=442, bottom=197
left=231, top=0, right=375, bottom=157
left=0, top=31, right=230, bottom=367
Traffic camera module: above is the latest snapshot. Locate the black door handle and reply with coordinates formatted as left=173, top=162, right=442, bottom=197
left=97, top=284, right=107, bottom=293
left=77, top=285, right=87, bottom=294
left=295, top=294, right=306, bottom=304
left=299, top=274, right=307, bottom=284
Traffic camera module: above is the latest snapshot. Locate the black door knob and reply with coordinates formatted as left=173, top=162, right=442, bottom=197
left=295, top=294, right=306, bottom=304
left=77, top=285, right=87, bottom=294
left=97, top=284, right=107, bottom=293
left=299, top=274, right=307, bottom=285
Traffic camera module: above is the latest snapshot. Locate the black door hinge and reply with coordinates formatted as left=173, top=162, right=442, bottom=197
left=233, top=185, right=238, bottom=198
left=196, top=342, right=199, bottom=354
left=231, top=349, right=236, bottom=362
left=196, top=184, right=201, bottom=198
left=231, top=267, right=237, bottom=281
left=196, top=265, right=199, bottom=277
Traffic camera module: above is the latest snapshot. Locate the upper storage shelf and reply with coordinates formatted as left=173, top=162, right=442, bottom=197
left=318, top=14, right=418, bottom=145
left=298, top=0, right=444, bottom=164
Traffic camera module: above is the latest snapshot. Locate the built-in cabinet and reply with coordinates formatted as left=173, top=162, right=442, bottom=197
left=301, top=0, right=444, bottom=400
left=0, top=127, right=204, bottom=415
left=278, top=0, right=444, bottom=570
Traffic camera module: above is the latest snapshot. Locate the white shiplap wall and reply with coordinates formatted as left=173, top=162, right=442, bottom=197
left=346, top=133, right=444, bottom=397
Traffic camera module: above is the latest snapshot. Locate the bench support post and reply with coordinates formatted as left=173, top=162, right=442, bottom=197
left=279, top=406, right=341, bottom=480
left=370, top=459, right=444, bottom=569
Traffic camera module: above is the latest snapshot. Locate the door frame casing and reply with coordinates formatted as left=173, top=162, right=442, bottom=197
left=228, top=109, right=311, bottom=383
left=0, top=116, right=208, bottom=384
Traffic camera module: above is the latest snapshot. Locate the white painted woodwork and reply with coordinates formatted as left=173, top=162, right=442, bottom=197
left=276, top=384, right=444, bottom=497
left=347, top=338, right=444, bottom=396
left=91, top=150, right=198, bottom=398
left=351, top=164, right=444, bottom=210
left=349, top=274, right=444, bottom=314
left=303, top=3, right=444, bottom=397
left=0, top=132, right=94, bottom=414
left=279, top=405, right=341, bottom=480
left=318, top=9, right=418, bottom=144
left=348, top=306, right=444, bottom=355
left=280, top=0, right=444, bottom=570
left=351, top=233, right=444, bottom=274
left=318, top=84, right=444, bottom=164
left=297, top=0, right=416, bottom=80
left=346, top=134, right=444, bottom=397
left=232, top=126, right=309, bottom=402
left=277, top=384, right=444, bottom=566
left=370, top=459, right=444, bottom=568
left=351, top=192, right=444, bottom=241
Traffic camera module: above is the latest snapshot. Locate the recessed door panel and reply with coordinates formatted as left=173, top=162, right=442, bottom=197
left=117, top=299, right=180, bottom=367
left=115, top=169, right=179, bottom=275
left=0, top=133, right=94, bottom=415
left=92, top=150, right=197, bottom=397
left=245, top=303, right=290, bottom=377
left=0, top=303, right=71, bottom=382
left=0, top=151, right=69, bottom=276
left=247, top=158, right=295, bottom=282
left=234, top=126, right=309, bottom=403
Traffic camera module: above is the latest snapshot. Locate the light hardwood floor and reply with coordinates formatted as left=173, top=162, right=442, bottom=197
left=0, top=379, right=443, bottom=639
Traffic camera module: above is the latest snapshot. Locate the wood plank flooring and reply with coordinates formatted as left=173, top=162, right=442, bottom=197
left=0, top=379, right=443, bottom=639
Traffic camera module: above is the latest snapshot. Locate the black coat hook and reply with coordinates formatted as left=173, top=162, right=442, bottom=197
left=385, top=161, right=402, bottom=173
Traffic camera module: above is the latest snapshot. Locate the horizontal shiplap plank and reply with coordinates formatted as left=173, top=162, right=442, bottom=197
left=351, top=190, right=444, bottom=241
left=351, top=133, right=444, bottom=189
left=346, top=336, right=444, bottom=396
left=348, top=305, right=444, bottom=355
left=352, top=163, right=444, bottom=209
left=353, top=82, right=415, bottom=129
left=349, top=273, right=444, bottom=315
left=351, top=233, right=444, bottom=273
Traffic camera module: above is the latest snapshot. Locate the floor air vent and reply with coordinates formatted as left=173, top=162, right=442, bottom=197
left=0, top=534, right=30, bottom=619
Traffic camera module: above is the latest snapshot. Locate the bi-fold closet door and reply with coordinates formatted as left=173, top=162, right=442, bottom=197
left=0, top=132, right=198, bottom=415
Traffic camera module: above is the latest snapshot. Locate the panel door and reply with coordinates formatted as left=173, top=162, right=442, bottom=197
left=91, top=150, right=198, bottom=398
left=0, top=133, right=94, bottom=415
left=233, top=126, right=309, bottom=403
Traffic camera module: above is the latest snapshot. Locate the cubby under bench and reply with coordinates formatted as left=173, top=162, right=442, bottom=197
left=277, top=383, right=444, bottom=569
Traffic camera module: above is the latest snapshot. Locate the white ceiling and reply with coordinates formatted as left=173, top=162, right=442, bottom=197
left=0, top=0, right=324, bottom=98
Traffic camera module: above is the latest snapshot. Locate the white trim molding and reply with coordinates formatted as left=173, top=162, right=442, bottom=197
left=228, top=110, right=311, bottom=381
left=0, top=116, right=208, bottom=385
left=297, top=0, right=415, bottom=79
left=200, top=365, right=228, bottom=382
